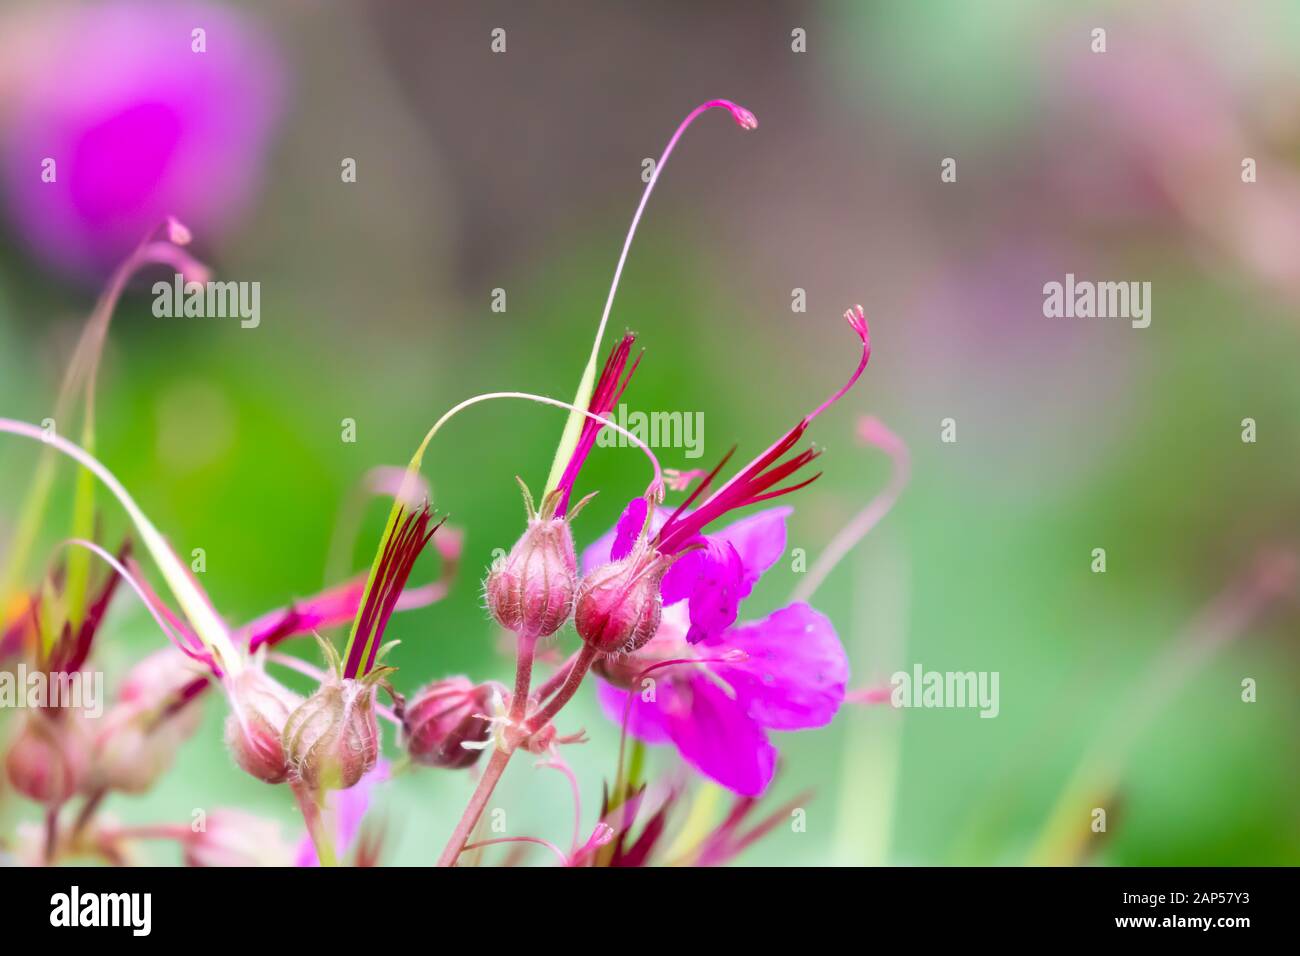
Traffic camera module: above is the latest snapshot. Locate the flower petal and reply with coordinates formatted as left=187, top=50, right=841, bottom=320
left=581, top=498, right=669, bottom=572
left=661, top=541, right=745, bottom=644
left=709, top=603, right=848, bottom=731
left=709, top=506, right=791, bottom=594
left=596, top=678, right=672, bottom=745
left=664, top=677, right=777, bottom=797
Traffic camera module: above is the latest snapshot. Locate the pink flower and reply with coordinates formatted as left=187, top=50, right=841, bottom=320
left=0, top=1, right=285, bottom=279
left=585, top=506, right=848, bottom=796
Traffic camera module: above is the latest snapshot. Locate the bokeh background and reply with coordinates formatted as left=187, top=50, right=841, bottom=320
left=1, top=0, right=1298, bottom=865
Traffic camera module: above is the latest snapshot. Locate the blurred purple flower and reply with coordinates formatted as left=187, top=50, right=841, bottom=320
left=0, top=1, right=286, bottom=279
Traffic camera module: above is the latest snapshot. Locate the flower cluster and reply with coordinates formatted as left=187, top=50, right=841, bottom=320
left=0, top=98, right=903, bottom=867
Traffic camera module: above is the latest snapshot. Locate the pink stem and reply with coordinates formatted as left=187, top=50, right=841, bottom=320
left=540, top=757, right=583, bottom=854
left=436, top=627, right=542, bottom=867
left=461, top=835, right=569, bottom=867
left=534, top=649, right=582, bottom=702
left=436, top=747, right=512, bottom=867
left=525, top=644, right=598, bottom=732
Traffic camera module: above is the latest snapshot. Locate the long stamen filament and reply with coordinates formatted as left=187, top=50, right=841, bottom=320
left=54, top=538, right=193, bottom=659
left=0, top=418, right=241, bottom=674
left=543, top=99, right=757, bottom=496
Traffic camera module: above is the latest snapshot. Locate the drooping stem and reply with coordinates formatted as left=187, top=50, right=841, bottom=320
left=461, top=835, right=569, bottom=866
left=293, top=782, right=337, bottom=867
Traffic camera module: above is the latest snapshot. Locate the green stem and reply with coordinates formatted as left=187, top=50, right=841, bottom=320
left=293, top=783, right=337, bottom=867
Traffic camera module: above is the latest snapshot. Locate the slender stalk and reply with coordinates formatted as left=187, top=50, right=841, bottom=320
left=437, top=636, right=597, bottom=866
left=525, top=645, right=597, bottom=732
left=462, top=835, right=568, bottom=866
left=436, top=627, right=540, bottom=867
left=510, top=630, right=539, bottom=723
left=97, top=824, right=191, bottom=842
left=70, top=787, right=106, bottom=840
left=436, top=747, right=512, bottom=866
left=44, top=806, right=60, bottom=865
left=534, top=649, right=581, bottom=702
left=293, top=783, right=337, bottom=867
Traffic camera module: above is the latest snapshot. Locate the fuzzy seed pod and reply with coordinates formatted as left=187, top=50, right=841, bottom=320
left=485, top=518, right=578, bottom=637
left=282, top=675, right=379, bottom=791
left=573, top=552, right=669, bottom=655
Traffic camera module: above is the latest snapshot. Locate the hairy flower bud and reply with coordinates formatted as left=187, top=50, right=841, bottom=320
left=403, top=677, right=492, bottom=769
left=574, top=552, right=669, bottom=655
left=485, top=517, right=577, bottom=637
left=224, top=667, right=303, bottom=785
left=282, top=675, right=379, bottom=791
left=5, top=710, right=87, bottom=806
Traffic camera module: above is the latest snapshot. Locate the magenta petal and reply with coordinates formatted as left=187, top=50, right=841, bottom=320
left=581, top=499, right=669, bottom=573
left=664, top=678, right=777, bottom=797
left=239, top=578, right=364, bottom=652
left=596, top=679, right=672, bottom=745
left=611, top=497, right=649, bottom=561
left=710, top=603, right=848, bottom=731
left=710, top=506, right=791, bottom=595
left=677, top=542, right=746, bottom=645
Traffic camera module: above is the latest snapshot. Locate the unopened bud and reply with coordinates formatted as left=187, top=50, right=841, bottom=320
left=5, top=710, right=87, bottom=806
left=282, top=675, right=379, bottom=791
left=117, top=648, right=204, bottom=708
left=403, top=677, right=493, bottom=769
left=485, top=517, right=577, bottom=637
left=573, top=552, right=668, bottom=655
left=88, top=705, right=188, bottom=794
left=224, top=667, right=303, bottom=785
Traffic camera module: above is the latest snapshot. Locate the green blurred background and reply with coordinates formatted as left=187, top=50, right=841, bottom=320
left=1, top=0, right=1297, bottom=865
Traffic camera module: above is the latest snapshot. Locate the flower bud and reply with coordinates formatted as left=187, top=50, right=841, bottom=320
left=485, top=518, right=577, bottom=637
left=5, top=710, right=87, bottom=806
left=282, top=675, right=379, bottom=791
left=224, top=667, right=303, bottom=785
left=574, top=552, right=669, bottom=655
left=87, top=704, right=190, bottom=794
left=117, top=648, right=204, bottom=708
left=403, top=677, right=492, bottom=769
